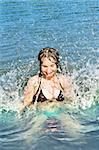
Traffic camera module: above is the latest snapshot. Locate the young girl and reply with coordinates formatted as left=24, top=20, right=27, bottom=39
left=19, top=47, right=83, bottom=136
left=20, top=47, right=76, bottom=112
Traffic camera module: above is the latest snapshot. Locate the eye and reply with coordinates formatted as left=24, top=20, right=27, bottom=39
left=51, top=64, right=54, bottom=67
left=42, top=65, right=47, bottom=68
left=51, top=64, right=56, bottom=67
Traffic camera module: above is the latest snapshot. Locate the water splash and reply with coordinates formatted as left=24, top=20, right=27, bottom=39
left=0, top=56, right=99, bottom=113
left=0, top=70, right=20, bottom=113
left=73, top=59, right=99, bottom=110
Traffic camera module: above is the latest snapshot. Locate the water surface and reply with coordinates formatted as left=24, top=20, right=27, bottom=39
left=0, top=0, right=99, bottom=150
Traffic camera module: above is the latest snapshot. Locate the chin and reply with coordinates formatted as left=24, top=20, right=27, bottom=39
left=46, top=74, right=54, bottom=79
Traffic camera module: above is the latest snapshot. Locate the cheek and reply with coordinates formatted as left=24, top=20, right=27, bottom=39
left=53, top=65, right=57, bottom=71
left=41, top=67, right=46, bottom=72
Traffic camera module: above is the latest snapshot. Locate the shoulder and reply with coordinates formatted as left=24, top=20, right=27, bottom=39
left=57, top=73, right=72, bottom=85
left=27, top=74, right=39, bottom=87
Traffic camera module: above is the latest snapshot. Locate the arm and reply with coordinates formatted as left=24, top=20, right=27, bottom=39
left=19, top=76, right=36, bottom=112
left=61, top=75, right=76, bottom=104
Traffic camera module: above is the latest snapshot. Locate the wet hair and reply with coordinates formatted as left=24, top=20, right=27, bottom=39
left=38, top=47, right=61, bottom=76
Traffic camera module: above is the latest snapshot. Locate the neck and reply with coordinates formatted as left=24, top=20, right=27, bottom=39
left=43, top=74, right=56, bottom=80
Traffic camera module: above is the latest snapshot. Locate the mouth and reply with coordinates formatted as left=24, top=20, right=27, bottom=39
left=46, top=72, right=53, bottom=76
left=44, top=72, right=54, bottom=79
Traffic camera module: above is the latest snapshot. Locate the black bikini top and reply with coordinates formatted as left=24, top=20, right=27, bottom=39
left=32, top=77, right=64, bottom=104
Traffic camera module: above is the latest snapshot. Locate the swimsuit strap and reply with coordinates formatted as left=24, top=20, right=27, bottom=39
left=33, top=76, right=41, bottom=104
left=35, top=77, right=41, bottom=95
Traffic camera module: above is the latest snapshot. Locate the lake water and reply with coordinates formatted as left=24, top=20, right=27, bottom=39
left=0, top=0, right=99, bottom=150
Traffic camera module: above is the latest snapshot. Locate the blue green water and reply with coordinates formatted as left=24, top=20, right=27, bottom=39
left=0, top=0, right=99, bottom=149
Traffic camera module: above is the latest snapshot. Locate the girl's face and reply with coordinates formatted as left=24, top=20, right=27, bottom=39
left=41, top=57, right=57, bottom=80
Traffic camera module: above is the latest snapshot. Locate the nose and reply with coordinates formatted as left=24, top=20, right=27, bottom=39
left=47, top=67, right=52, bottom=74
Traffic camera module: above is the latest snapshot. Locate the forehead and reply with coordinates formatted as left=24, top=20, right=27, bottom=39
left=41, top=57, right=56, bottom=65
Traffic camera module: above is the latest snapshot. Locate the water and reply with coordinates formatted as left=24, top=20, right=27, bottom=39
left=0, top=0, right=99, bottom=149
